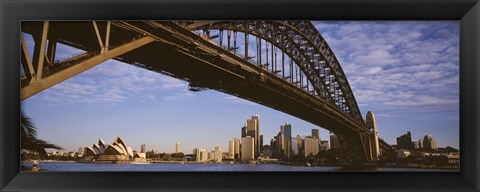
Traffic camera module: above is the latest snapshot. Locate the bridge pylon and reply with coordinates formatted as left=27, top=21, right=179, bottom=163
left=366, top=111, right=380, bottom=161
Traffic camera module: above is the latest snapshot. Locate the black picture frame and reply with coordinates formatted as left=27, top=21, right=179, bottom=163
left=1, top=0, right=479, bottom=191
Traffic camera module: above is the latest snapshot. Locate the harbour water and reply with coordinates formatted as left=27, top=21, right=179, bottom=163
left=21, top=162, right=456, bottom=172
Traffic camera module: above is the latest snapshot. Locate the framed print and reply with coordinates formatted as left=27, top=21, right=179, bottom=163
left=1, top=0, right=479, bottom=191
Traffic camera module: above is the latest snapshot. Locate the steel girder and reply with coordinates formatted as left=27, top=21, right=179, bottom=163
left=186, top=21, right=364, bottom=127
left=20, top=21, right=155, bottom=100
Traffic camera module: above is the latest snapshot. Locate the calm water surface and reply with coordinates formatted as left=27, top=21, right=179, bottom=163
left=22, top=162, right=456, bottom=172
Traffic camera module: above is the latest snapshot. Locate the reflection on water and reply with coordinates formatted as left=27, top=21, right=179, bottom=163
left=21, top=162, right=457, bottom=172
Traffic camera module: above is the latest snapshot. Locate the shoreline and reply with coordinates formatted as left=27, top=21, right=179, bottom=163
left=21, top=161, right=458, bottom=170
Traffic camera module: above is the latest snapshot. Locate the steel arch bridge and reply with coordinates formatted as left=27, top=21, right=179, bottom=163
left=20, top=21, right=395, bottom=163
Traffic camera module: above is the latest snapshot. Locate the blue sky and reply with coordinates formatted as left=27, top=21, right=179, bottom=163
left=22, top=21, right=459, bottom=153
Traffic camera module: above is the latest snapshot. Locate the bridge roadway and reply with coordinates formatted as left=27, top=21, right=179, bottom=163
left=21, top=21, right=395, bottom=162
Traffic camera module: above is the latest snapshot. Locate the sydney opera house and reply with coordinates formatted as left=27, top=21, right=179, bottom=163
left=80, top=136, right=134, bottom=163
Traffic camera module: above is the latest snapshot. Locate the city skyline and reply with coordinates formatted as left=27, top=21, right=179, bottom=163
left=21, top=21, right=459, bottom=154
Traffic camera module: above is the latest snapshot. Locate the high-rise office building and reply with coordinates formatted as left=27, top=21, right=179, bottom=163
left=140, top=144, right=146, bottom=153
left=176, top=142, right=181, bottom=153
left=260, top=135, right=263, bottom=149
left=396, top=131, right=414, bottom=149
left=270, top=137, right=277, bottom=154
left=304, top=136, right=320, bottom=157
left=233, top=138, right=240, bottom=159
left=312, top=129, right=320, bottom=139
left=275, top=131, right=284, bottom=157
left=245, top=115, right=260, bottom=157
left=241, top=124, right=247, bottom=138
left=241, top=136, right=255, bottom=160
left=295, top=134, right=303, bottom=156
left=228, top=140, right=235, bottom=159
left=422, top=135, right=437, bottom=150
left=281, top=122, right=292, bottom=159
left=292, top=137, right=298, bottom=155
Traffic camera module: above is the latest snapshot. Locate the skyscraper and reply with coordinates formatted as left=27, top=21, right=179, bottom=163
left=423, top=135, right=437, bottom=150
left=281, top=122, right=292, bottom=160
left=295, top=134, right=304, bottom=155
left=312, top=129, right=320, bottom=139
left=228, top=140, right=235, bottom=159
left=241, top=124, right=247, bottom=138
left=275, top=131, right=284, bottom=157
left=260, top=135, right=263, bottom=149
left=241, top=136, right=254, bottom=160
left=304, top=136, right=320, bottom=157
left=233, top=138, right=240, bottom=159
left=245, top=115, right=260, bottom=158
left=396, top=131, right=414, bottom=149
left=140, top=144, right=146, bottom=153
left=176, top=142, right=181, bottom=153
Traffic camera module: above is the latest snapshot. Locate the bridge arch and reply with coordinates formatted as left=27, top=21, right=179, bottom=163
left=186, top=21, right=364, bottom=124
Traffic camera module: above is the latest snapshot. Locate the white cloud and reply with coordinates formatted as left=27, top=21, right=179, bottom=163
left=314, top=21, right=459, bottom=117
left=164, top=92, right=195, bottom=101
left=29, top=60, right=191, bottom=105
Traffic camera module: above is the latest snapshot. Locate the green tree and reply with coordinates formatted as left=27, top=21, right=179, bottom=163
left=21, top=112, right=62, bottom=157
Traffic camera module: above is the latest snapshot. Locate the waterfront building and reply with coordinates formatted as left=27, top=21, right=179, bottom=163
left=214, top=146, right=223, bottom=163
left=396, top=131, right=414, bottom=149
left=241, top=124, right=247, bottom=138
left=241, top=136, right=255, bottom=160
left=294, top=135, right=303, bottom=156
left=195, top=148, right=209, bottom=162
left=304, top=136, right=320, bottom=157
left=275, top=130, right=284, bottom=157
left=209, top=151, right=215, bottom=161
left=82, top=137, right=134, bottom=163
left=260, top=135, right=263, bottom=150
left=228, top=140, right=235, bottom=159
left=423, top=135, right=437, bottom=150
left=233, top=138, right=240, bottom=159
left=292, top=137, right=298, bottom=155
left=176, top=142, right=181, bottom=153
left=281, top=122, right=292, bottom=160
left=140, top=144, right=146, bottom=153
left=245, top=115, right=260, bottom=157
